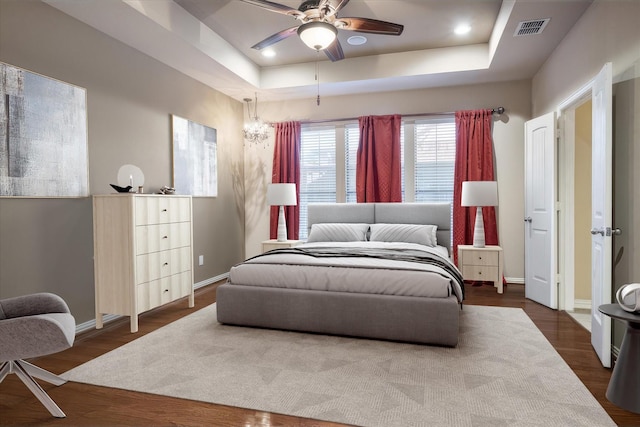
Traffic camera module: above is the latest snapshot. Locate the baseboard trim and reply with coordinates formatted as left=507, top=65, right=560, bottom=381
left=505, top=277, right=524, bottom=285
left=574, top=299, right=592, bottom=310
left=75, top=273, right=229, bottom=334
left=194, top=272, right=228, bottom=290
left=76, top=314, right=120, bottom=334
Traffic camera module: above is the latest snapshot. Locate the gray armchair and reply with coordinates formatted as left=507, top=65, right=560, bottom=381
left=0, top=292, right=76, bottom=418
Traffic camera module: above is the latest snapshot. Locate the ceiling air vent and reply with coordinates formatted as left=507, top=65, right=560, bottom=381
left=514, top=18, right=550, bottom=36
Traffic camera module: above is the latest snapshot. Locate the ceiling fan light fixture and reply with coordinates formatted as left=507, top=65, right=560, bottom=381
left=297, top=21, right=337, bottom=51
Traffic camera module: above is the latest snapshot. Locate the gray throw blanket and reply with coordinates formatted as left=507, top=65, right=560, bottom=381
left=248, top=246, right=465, bottom=302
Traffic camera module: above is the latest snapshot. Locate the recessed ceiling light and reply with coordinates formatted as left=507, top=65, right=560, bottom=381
left=347, top=35, right=367, bottom=46
left=261, top=48, right=276, bottom=57
left=454, top=24, right=471, bottom=35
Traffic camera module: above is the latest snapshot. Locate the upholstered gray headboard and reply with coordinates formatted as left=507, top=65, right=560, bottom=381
left=307, top=202, right=452, bottom=251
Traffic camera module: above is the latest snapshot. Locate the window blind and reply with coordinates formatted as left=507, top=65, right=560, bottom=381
left=414, top=118, right=456, bottom=203
left=345, top=125, right=359, bottom=203
left=299, top=126, right=337, bottom=239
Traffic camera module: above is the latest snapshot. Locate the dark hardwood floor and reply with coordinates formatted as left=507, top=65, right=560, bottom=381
left=1, top=282, right=639, bottom=426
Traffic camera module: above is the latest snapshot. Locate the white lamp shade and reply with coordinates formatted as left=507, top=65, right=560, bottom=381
left=297, top=22, right=337, bottom=51
left=461, top=181, right=498, bottom=207
left=267, top=183, right=297, bottom=206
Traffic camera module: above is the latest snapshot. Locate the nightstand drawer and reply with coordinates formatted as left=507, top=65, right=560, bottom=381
left=461, top=265, right=499, bottom=281
left=262, top=240, right=303, bottom=252
left=461, top=250, right=499, bottom=266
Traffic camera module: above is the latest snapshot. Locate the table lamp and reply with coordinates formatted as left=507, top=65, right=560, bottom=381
left=461, top=181, right=498, bottom=248
left=267, top=183, right=297, bottom=241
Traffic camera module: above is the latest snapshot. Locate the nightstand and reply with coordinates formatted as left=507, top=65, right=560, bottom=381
left=598, top=304, right=640, bottom=413
left=261, top=239, right=303, bottom=253
left=457, top=245, right=504, bottom=294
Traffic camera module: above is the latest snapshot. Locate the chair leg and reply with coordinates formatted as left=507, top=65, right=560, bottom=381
left=0, top=361, right=9, bottom=383
left=18, top=360, right=67, bottom=386
left=10, top=360, right=66, bottom=418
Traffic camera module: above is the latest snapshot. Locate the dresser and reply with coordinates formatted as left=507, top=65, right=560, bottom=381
left=457, top=245, right=504, bottom=294
left=93, top=194, right=194, bottom=332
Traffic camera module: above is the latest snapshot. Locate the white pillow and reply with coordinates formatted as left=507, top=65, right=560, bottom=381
left=307, top=223, right=370, bottom=242
left=369, top=223, right=438, bottom=247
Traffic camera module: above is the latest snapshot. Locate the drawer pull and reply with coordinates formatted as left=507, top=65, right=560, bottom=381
left=164, top=289, right=169, bottom=293
left=163, top=262, right=169, bottom=266
left=478, top=256, right=482, bottom=260
left=162, top=209, right=167, bottom=212
left=162, top=235, right=168, bottom=239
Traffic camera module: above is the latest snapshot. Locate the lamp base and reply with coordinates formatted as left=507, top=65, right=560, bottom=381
left=276, top=205, right=288, bottom=242
left=473, top=206, right=486, bottom=248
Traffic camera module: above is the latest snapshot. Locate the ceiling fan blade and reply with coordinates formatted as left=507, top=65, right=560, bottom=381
left=239, top=0, right=305, bottom=19
left=336, top=17, right=404, bottom=35
left=251, top=26, right=300, bottom=50
left=324, top=39, right=344, bottom=62
left=332, top=0, right=351, bottom=14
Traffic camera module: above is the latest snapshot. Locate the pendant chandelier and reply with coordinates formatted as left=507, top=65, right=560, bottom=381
left=243, top=94, right=270, bottom=148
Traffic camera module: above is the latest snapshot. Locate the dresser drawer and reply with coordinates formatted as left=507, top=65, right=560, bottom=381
left=135, top=222, right=191, bottom=255
left=136, top=271, right=192, bottom=313
left=461, top=250, right=499, bottom=266
left=135, top=196, right=191, bottom=225
left=461, top=265, right=499, bottom=281
left=135, top=246, right=191, bottom=284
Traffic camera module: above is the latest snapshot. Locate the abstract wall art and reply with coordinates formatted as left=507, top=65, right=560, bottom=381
left=0, top=62, right=88, bottom=197
left=171, top=115, right=217, bottom=197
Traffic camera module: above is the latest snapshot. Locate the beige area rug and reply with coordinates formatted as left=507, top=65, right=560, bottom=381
left=64, top=304, right=615, bottom=427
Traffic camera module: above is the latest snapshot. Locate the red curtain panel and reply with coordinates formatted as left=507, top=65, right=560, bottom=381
left=452, top=109, right=499, bottom=265
left=356, top=114, right=402, bottom=202
left=270, top=121, right=301, bottom=240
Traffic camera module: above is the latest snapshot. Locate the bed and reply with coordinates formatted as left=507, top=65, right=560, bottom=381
left=216, top=202, right=464, bottom=346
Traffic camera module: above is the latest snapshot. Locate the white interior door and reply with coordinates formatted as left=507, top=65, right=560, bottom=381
left=590, top=63, right=613, bottom=368
left=524, top=112, right=556, bottom=308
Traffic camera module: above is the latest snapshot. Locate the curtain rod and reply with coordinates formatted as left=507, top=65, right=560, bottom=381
left=298, top=107, right=505, bottom=125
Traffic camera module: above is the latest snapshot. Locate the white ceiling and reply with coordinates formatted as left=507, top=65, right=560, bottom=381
left=44, top=0, right=593, bottom=102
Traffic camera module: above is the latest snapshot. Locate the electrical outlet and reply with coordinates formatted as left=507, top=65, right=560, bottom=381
left=198, top=255, right=204, bottom=266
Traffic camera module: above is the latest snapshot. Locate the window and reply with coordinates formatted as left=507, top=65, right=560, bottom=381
left=414, top=119, right=456, bottom=203
left=299, top=126, right=336, bottom=239
left=299, top=117, right=454, bottom=239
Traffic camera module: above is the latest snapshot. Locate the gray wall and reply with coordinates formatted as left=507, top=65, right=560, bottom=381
left=0, top=0, right=246, bottom=324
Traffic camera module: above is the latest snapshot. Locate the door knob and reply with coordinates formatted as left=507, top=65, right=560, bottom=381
left=524, top=217, right=532, bottom=223
left=591, top=228, right=605, bottom=236
left=607, top=227, right=622, bottom=236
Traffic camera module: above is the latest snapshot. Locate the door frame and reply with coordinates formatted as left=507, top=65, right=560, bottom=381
left=556, top=80, right=595, bottom=312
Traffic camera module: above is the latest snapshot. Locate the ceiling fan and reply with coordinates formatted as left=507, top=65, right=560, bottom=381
left=240, top=0, right=404, bottom=62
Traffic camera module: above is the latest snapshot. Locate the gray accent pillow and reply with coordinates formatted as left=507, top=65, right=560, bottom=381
left=369, top=223, right=438, bottom=247
left=307, top=223, right=370, bottom=242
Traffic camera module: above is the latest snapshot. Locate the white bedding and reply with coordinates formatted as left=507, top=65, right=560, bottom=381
left=228, top=241, right=463, bottom=301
